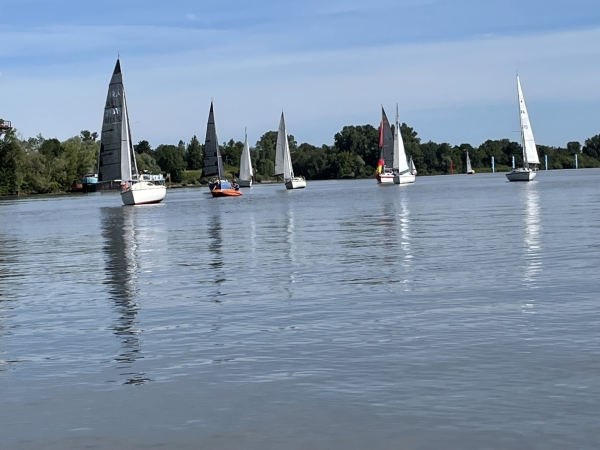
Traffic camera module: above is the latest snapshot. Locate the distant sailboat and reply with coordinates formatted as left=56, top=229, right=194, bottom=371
left=238, top=129, right=253, bottom=187
left=99, top=59, right=166, bottom=205
left=506, top=76, right=540, bottom=182
left=466, top=151, right=475, bottom=174
left=376, top=107, right=394, bottom=184
left=202, top=102, right=241, bottom=197
left=274, top=112, right=306, bottom=189
left=392, top=104, right=416, bottom=184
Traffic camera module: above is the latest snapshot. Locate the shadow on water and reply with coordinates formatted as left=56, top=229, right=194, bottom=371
left=100, top=206, right=150, bottom=385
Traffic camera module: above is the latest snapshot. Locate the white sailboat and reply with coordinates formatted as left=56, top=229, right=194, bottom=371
left=203, top=102, right=241, bottom=197
left=466, top=151, right=475, bottom=174
left=393, top=104, right=416, bottom=184
left=274, top=112, right=306, bottom=189
left=99, top=59, right=166, bottom=205
left=506, top=76, right=540, bottom=182
left=238, top=129, right=253, bottom=187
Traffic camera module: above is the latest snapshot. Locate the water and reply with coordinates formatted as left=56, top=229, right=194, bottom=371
left=1, top=170, right=599, bottom=449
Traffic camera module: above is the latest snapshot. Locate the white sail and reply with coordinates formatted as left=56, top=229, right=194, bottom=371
left=239, top=129, right=253, bottom=182
left=517, top=76, right=539, bottom=166
left=394, top=104, right=410, bottom=173
left=410, top=157, right=417, bottom=174
left=466, top=152, right=472, bottom=173
left=120, top=94, right=137, bottom=182
left=274, top=112, right=293, bottom=179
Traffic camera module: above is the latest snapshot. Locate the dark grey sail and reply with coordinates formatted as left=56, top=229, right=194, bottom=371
left=380, top=107, right=394, bottom=168
left=202, top=102, right=224, bottom=179
left=98, top=59, right=136, bottom=184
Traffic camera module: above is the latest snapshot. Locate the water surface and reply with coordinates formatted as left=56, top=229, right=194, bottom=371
left=1, top=170, right=599, bottom=449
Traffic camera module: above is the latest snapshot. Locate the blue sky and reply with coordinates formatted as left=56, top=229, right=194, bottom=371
left=1, top=0, right=599, bottom=148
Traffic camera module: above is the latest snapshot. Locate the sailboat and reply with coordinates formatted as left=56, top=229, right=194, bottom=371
left=202, top=102, right=242, bottom=197
left=275, top=112, right=306, bottom=189
left=506, top=76, right=540, bottom=182
left=238, top=129, right=253, bottom=187
left=99, top=59, right=166, bottom=205
left=392, top=104, right=416, bottom=184
left=466, top=151, right=475, bottom=174
left=376, top=107, right=394, bottom=183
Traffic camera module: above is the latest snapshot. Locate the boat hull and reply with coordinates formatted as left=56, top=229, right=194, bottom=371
left=211, top=188, right=242, bottom=197
left=376, top=173, right=394, bottom=184
left=285, top=177, right=306, bottom=190
left=121, top=182, right=166, bottom=205
left=393, top=173, right=416, bottom=184
left=238, top=179, right=252, bottom=188
left=467, top=170, right=475, bottom=174
left=506, top=169, right=537, bottom=182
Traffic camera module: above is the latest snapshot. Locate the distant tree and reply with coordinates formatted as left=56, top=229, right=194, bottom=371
left=134, top=140, right=153, bottom=155
left=567, top=141, right=581, bottom=154
left=0, top=128, right=25, bottom=195
left=155, top=144, right=186, bottom=182
left=186, top=135, right=203, bottom=170
left=221, top=139, right=244, bottom=167
left=333, top=125, right=379, bottom=169
left=136, top=152, right=162, bottom=174
left=39, top=138, right=63, bottom=159
left=80, top=130, right=98, bottom=142
left=582, top=134, right=600, bottom=159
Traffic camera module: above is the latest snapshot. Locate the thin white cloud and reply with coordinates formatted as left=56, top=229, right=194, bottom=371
left=186, top=13, right=196, bottom=20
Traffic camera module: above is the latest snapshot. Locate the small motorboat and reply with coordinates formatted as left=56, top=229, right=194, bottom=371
left=210, top=180, right=242, bottom=197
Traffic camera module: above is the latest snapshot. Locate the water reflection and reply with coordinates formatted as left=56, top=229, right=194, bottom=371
left=398, top=198, right=412, bottom=286
left=101, top=207, right=149, bottom=385
left=520, top=184, right=542, bottom=287
left=207, top=212, right=226, bottom=302
left=285, top=207, right=297, bottom=297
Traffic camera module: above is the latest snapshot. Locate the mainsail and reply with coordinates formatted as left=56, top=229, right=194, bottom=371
left=393, top=104, right=410, bottom=173
left=466, top=152, right=472, bottom=173
left=274, top=112, right=293, bottom=180
left=517, top=76, right=539, bottom=166
left=99, top=59, right=137, bottom=182
left=239, top=129, right=253, bottom=182
left=203, top=102, right=224, bottom=179
left=379, top=107, right=394, bottom=169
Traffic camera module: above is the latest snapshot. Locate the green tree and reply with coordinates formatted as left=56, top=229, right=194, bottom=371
left=567, top=141, right=581, bottom=154
left=136, top=152, right=162, bottom=174
left=186, top=135, right=203, bottom=170
left=0, top=128, right=25, bottom=195
left=134, top=140, right=153, bottom=155
left=334, top=125, right=379, bottom=169
left=155, top=144, right=186, bottom=182
left=80, top=130, right=98, bottom=142
left=582, top=134, right=600, bottom=159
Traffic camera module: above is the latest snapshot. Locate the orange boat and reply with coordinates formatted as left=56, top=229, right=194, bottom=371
left=211, top=186, right=242, bottom=197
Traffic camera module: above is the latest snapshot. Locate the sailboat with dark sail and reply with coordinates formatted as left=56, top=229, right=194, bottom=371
left=376, top=107, right=394, bottom=184
left=99, top=59, right=166, bottom=205
left=202, top=102, right=241, bottom=197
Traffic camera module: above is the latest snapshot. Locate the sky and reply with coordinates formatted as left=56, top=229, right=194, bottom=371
left=1, top=0, right=600, bottom=148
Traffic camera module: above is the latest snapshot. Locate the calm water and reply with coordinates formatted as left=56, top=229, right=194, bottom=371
left=1, top=170, right=599, bottom=449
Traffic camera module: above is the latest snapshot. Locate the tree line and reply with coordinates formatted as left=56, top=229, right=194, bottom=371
left=1, top=119, right=600, bottom=196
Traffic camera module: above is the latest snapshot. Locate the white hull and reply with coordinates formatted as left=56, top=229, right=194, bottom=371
left=377, top=173, right=394, bottom=184
left=238, top=179, right=252, bottom=188
left=121, top=182, right=166, bottom=205
left=285, top=177, right=306, bottom=189
left=393, top=173, right=416, bottom=184
left=505, top=168, right=537, bottom=182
